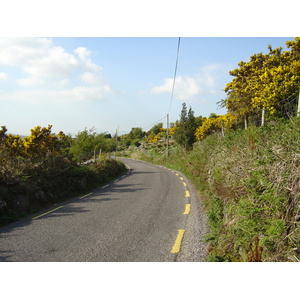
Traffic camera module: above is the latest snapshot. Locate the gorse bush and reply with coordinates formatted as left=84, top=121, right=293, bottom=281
left=189, top=118, right=300, bottom=261
left=0, top=125, right=127, bottom=227
left=126, top=117, right=300, bottom=261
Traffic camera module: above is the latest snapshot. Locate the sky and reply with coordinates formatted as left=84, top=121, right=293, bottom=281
left=0, top=36, right=295, bottom=137
left=1, top=1, right=298, bottom=295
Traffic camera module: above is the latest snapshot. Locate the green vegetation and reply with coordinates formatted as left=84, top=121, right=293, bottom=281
left=0, top=125, right=126, bottom=227
left=117, top=38, right=300, bottom=261
left=2, top=37, right=300, bottom=261
left=173, top=103, right=198, bottom=150
left=223, top=37, right=300, bottom=128
left=121, top=118, right=300, bottom=261
left=69, top=127, right=117, bottom=162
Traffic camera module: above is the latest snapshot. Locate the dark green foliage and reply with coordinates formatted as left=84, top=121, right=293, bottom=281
left=128, top=127, right=144, bottom=140
left=149, top=123, right=163, bottom=135
left=69, top=128, right=117, bottom=162
left=126, top=117, right=300, bottom=261
left=174, top=103, right=197, bottom=150
left=0, top=124, right=126, bottom=227
left=0, top=157, right=126, bottom=227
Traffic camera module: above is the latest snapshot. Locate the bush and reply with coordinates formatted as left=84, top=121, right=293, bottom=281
left=191, top=118, right=300, bottom=261
left=127, top=117, right=300, bottom=261
left=0, top=158, right=126, bottom=227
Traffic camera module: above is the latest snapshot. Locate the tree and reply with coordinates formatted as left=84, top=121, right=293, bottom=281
left=69, top=128, right=98, bottom=162
left=0, top=125, right=69, bottom=159
left=69, top=128, right=117, bottom=162
left=3, top=133, right=25, bottom=156
left=195, top=113, right=236, bottom=141
left=174, top=103, right=197, bottom=150
left=23, top=125, right=67, bottom=159
left=128, top=127, right=144, bottom=140
left=224, top=38, right=300, bottom=127
left=0, top=125, right=7, bottom=143
left=149, top=123, right=163, bottom=135
left=224, top=56, right=264, bottom=128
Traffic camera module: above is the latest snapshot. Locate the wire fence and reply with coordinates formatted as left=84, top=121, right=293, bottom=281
left=244, top=90, right=300, bottom=127
left=279, top=92, right=299, bottom=119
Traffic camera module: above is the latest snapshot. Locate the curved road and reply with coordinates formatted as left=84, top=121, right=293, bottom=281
left=0, top=158, right=208, bottom=262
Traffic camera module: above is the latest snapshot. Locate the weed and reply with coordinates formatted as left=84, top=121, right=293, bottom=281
left=125, top=117, right=300, bottom=261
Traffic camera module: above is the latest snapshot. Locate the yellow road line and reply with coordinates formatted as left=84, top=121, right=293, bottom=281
left=183, top=204, right=191, bottom=215
left=185, top=190, right=190, bottom=197
left=180, top=177, right=184, bottom=180
left=32, top=206, right=64, bottom=220
left=102, top=184, right=109, bottom=188
left=79, top=192, right=93, bottom=199
left=183, top=182, right=187, bottom=187
left=171, top=229, right=186, bottom=253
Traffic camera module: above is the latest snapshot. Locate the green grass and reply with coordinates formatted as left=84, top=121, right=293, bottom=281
left=123, top=118, right=300, bottom=261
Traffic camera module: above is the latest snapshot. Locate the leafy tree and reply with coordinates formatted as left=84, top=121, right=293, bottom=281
left=224, top=38, right=300, bottom=127
left=69, top=128, right=116, bottom=162
left=224, top=58, right=262, bottom=128
left=23, top=125, right=67, bottom=159
left=3, top=133, right=25, bottom=156
left=121, top=127, right=146, bottom=147
left=195, top=113, right=236, bottom=141
left=174, top=103, right=197, bottom=150
left=128, top=127, right=144, bottom=140
left=0, top=125, right=69, bottom=160
left=69, top=128, right=97, bottom=162
left=149, top=123, right=163, bottom=135
left=209, top=113, right=218, bottom=119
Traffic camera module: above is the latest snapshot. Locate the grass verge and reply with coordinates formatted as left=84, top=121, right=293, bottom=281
left=120, top=118, right=300, bottom=262
left=0, top=158, right=127, bottom=227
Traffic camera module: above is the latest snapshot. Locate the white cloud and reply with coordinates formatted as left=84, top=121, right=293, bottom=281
left=80, top=72, right=105, bottom=86
left=148, top=64, right=226, bottom=101
left=74, top=47, right=102, bottom=73
left=0, top=38, right=105, bottom=79
left=54, top=78, right=70, bottom=88
left=17, top=77, right=44, bottom=86
left=0, top=72, right=7, bottom=80
left=0, top=38, right=77, bottom=78
left=197, top=63, right=224, bottom=88
left=24, top=46, right=79, bottom=78
left=0, top=86, right=114, bottom=104
left=0, top=38, right=114, bottom=104
left=149, top=76, right=202, bottom=100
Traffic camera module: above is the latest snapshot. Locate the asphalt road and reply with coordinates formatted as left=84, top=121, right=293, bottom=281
left=0, top=158, right=208, bottom=262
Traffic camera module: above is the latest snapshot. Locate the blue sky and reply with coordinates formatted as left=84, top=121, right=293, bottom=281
left=0, top=37, right=294, bottom=136
left=0, top=1, right=298, bottom=294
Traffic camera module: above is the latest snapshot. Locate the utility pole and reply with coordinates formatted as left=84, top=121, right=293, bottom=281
left=221, top=121, right=224, bottom=137
left=261, top=107, right=265, bottom=126
left=114, top=126, right=119, bottom=160
left=114, top=128, right=118, bottom=160
left=297, top=89, right=300, bottom=117
left=166, top=114, right=169, bottom=158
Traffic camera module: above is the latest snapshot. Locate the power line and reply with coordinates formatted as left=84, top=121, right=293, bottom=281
left=141, top=38, right=181, bottom=133
left=142, top=115, right=167, bottom=131
left=168, top=37, right=181, bottom=115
